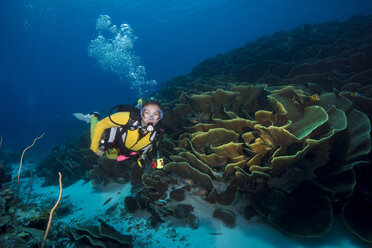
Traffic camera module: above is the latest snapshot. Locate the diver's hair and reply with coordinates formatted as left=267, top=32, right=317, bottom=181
left=143, top=98, right=162, bottom=109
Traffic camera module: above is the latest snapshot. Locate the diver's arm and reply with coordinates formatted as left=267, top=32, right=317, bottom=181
left=90, top=112, right=130, bottom=152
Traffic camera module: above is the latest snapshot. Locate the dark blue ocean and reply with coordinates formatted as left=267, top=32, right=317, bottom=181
left=1, top=0, right=372, bottom=154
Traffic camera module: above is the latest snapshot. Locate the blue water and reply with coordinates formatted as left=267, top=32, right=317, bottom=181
left=1, top=0, right=372, bottom=153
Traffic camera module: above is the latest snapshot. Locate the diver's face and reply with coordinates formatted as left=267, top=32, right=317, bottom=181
left=141, top=104, right=162, bottom=127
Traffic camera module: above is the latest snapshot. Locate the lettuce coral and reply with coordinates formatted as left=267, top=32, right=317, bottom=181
left=160, top=84, right=371, bottom=240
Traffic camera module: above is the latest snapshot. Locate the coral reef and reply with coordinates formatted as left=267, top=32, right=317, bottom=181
left=157, top=84, right=371, bottom=239
left=88, top=157, right=131, bottom=186
left=213, top=208, right=236, bottom=227
left=30, top=14, right=372, bottom=245
left=149, top=15, right=372, bottom=243
left=37, top=132, right=98, bottom=187
left=0, top=148, right=17, bottom=188
left=158, top=15, right=372, bottom=101
left=0, top=162, right=11, bottom=188
left=0, top=187, right=50, bottom=247
left=65, top=219, right=132, bottom=248
left=0, top=188, right=13, bottom=232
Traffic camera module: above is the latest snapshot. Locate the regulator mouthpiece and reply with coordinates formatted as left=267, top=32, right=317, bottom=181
left=146, top=123, right=154, bottom=132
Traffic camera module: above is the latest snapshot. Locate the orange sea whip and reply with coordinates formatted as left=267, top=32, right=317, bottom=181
left=16, top=132, right=45, bottom=202
left=42, top=172, right=63, bottom=248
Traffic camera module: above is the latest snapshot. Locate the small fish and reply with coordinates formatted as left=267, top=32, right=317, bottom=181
left=188, top=117, right=199, bottom=124
left=193, top=189, right=208, bottom=196
left=103, top=197, right=112, bottom=206
left=154, top=199, right=168, bottom=205
left=209, top=233, right=223, bottom=235
left=332, top=87, right=341, bottom=94
left=185, top=179, right=195, bottom=186
left=310, top=94, right=319, bottom=101
left=350, top=92, right=360, bottom=97
left=105, top=203, right=118, bottom=213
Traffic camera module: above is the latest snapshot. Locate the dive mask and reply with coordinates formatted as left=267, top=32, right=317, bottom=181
left=140, top=107, right=163, bottom=121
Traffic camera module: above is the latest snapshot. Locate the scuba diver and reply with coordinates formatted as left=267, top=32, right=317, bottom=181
left=74, top=98, right=165, bottom=169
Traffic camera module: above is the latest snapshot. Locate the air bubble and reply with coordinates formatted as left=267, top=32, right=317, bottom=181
left=110, top=25, right=117, bottom=33
left=88, top=15, right=157, bottom=97
left=96, top=15, right=112, bottom=31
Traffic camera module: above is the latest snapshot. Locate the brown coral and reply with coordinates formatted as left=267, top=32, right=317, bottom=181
left=159, top=83, right=371, bottom=240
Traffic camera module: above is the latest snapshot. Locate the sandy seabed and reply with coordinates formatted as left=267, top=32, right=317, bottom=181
left=8, top=162, right=368, bottom=248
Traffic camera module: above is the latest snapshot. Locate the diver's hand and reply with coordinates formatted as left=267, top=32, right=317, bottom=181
left=95, top=150, right=104, bottom=156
